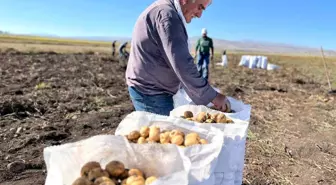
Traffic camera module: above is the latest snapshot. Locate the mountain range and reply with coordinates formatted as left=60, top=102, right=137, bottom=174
left=2, top=31, right=336, bottom=56
left=70, top=35, right=336, bottom=56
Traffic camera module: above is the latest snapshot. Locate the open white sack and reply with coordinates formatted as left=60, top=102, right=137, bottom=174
left=169, top=105, right=249, bottom=185
left=43, top=135, right=191, bottom=185
left=173, top=87, right=251, bottom=121
left=173, top=87, right=221, bottom=108
left=115, top=111, right=225, bottom=185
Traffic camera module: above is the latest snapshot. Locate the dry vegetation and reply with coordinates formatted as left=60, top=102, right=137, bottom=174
left=0, top=37, right=335, bottom=185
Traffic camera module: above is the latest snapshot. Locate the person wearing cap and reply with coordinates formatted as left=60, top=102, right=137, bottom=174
left=194, top=28, right=214, bottom=81
left=125, top=0, right=231, bottom=116
left=112, top=40, right=117, bottom=57
left=118, top=41, right=129, bottom=59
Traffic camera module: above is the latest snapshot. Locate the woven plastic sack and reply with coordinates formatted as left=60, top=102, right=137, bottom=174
left=261, top=56, right=268, bottom=69
left=173, top=88, right=251, bottom=121
left=248, top=56, right=258, bottom=69
left=169, top=105, right=249, bottom=185
left=238, top=55, right=250, bottom=67
left=267, top=63, right=280, bottom=70
left=115, top=111, right=225, bottom=185
left=43, top=135, right=191, bottom=185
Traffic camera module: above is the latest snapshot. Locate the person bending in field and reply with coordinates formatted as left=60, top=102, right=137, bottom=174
left=125, top=0, right=231, bottom=116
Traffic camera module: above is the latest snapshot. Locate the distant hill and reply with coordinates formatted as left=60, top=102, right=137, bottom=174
left=1, top=32, right=335, bottom=56
left=77, top=36, right=336, bottom=56
left=189, top=37, right=336, bottom=56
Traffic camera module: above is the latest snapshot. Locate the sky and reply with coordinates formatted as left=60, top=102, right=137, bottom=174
left=0, top=0, right=336, bottom=49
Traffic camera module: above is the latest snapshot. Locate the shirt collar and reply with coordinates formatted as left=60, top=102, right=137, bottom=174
left=173, top=0, right=187, bottom=29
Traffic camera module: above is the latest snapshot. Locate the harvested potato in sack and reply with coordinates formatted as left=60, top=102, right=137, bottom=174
left=170, top=106, right=249, bottom=185
left=43, top=135, right=191, bottom=185
left=173, top=87, right=251, bottom=121
left=115, top=111, right=225, bottom=185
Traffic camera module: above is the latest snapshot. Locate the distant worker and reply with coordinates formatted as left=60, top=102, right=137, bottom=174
left=112, top=40, right=117, bottom=57
left=119, top=41, right=129, bottom=59
left=118, top=41, right=129, bottom=68
left=219, top=50, right=228, bottom=67
left=194, top=28, right=214, bottom=81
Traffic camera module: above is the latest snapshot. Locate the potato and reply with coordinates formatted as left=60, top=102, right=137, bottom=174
left=121, top=179, right=127, bottom=185
left=105, top=161, right=125, bottom=178
left=215, top=114, right=227, bottom=123
left=225, top=118, right=234, bottom=123
left=148, top=126, right=160, bottom=142
left=184, top=133, right=200, bottom=147
left=72, top=177, right=92, bottom=185
left=81, top=161, right=101, bottom=177
left=128, top=168, right=144, bottom=177
left=119, top=169, right=129, bottom=180
left=195, top=112, right=207, bottom=122
left=210, top=113, right=219, bottom=121
left=140, top=126, right=150, bottom=138
left=100, top=181, right=116, bottom=185
left=160, top=132, right=170, bottom=144
left=145, top=176, right=157, bottom=185
left=205, top=119, right=215, bottom=123
left=126, top=175, right=145, bottom=185
left=94, top=176, right=114, bottom=185
left=138, top=137, right=147, bottom=144
left=183, top=111, right=193, bottom=118
left=171, top=135, right=184, bottom=146
left=199, top=139, right=208, bottom=144
left=186, top=118, right=194, bottom=121
left=169, top=129, right=184, bottom=138
left=127, top=131, right=141, bottom=141
left=131, top=181, right=145, bottom=185
left=88, top=168, right=109, bottom=182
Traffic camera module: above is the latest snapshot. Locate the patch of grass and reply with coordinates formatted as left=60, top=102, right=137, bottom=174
left=35, top=82, right=51, bottom=90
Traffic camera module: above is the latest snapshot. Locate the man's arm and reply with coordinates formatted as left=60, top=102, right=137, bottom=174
left=194, top=39, right=200, bottom=57
left=156, top=13, right=217, bottom=105
left=210, top=38, right=214, bottom=59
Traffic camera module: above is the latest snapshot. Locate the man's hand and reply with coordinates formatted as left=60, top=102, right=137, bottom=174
left=211, top=93, right=231, bottom=112
left=210, top=55, right=214, bottom=61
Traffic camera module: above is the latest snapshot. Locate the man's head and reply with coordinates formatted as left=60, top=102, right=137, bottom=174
left=201, top=28, right=207, bottom=37
left=179, top=0, right=212, bottom=23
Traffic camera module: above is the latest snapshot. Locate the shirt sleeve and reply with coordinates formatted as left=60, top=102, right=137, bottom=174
left=155, top=13, right=217, bottom=105
left=209, top=38, right=214, bottom=49
left=195, top=39, right=200, bottom=51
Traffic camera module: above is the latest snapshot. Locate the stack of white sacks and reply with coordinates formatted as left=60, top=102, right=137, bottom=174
left=239, top=55, right=280, bottom=70
left=43, top=87, right=251, bottom=185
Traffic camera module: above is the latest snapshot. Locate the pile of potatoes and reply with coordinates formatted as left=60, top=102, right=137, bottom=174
left=72, top=160, right=157, bottom=185
left=181, top=111, right=234, bottom=124
left=125, top=126, right=208, bottom=147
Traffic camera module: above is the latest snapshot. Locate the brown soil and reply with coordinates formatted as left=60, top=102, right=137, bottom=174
left=0, top=50, right=335, bottom=185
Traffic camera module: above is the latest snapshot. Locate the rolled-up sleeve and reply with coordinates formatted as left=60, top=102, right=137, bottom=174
left=156, top=13, right=217, bottom=105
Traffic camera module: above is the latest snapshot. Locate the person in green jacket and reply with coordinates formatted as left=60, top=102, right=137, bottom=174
left=194, top=28, right=214, bottom=81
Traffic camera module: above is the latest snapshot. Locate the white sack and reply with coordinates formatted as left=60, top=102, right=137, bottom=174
left=261, top=56, right=268, bottom=69
left=43, top=135, right=191, bottom=185
left=248, top=56, right=258, bottom=69
left=267, top=63, right=280, bottom=70
left=169, top=105, right=249, bottom=185
left=256, top=56, right=262, bottom=68
left=238, top=55, right=249, bottom=67
left=217, top=55, right=228, bottom=67
left=115, top=111, right=225, bottom=185
left=173, top=86, right=221, bottom=108
left=173, top=88, right=251, bottom=121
